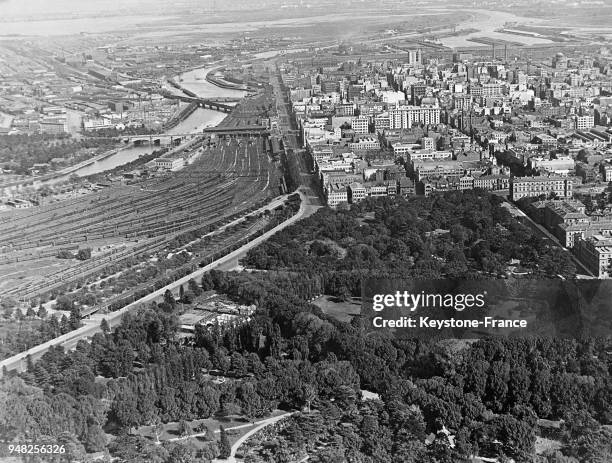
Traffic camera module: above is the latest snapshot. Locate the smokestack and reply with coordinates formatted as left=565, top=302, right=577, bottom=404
left=504, top=44, right=508, bottom=61
left=492, top=43, right=496, bottom=60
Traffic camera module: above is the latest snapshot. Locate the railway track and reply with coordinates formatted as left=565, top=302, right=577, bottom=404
left=1, top=138, right=277, bottom=301
left=1, top=140, right=270, bottom=250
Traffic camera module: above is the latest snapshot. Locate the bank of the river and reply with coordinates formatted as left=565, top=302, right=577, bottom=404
left=437, top=8, right=551, bottom=48
left=38, top=68, right=241, bottom=182
left=177, top=66, right=247, bottom=100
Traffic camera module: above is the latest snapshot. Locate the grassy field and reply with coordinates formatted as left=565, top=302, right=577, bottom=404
left=313, top=295, right=361, bottom=323
left=133, top=409, right=288, bottom=448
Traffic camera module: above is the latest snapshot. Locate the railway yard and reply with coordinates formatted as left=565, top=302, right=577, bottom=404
left=211, top=91, right=277, bottom=132
left=0, top=136, right=281, bottom=309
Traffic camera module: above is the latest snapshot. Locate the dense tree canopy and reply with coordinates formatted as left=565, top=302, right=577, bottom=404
left=0, top=194, right=608, bottom=463
left=243, top=191, right=577, bottom=300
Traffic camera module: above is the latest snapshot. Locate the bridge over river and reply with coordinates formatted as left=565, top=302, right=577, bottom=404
left=120, top=132, right=206, bottom=146
left=161, top=79, right=243, bottom=113
left=161, top=93, right=238, bottom=112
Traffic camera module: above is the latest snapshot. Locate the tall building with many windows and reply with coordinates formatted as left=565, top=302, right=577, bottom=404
left=573, top=114, right=595, bottom=130
left=407, top=49, right=423, bottom=66
left=388, top=105, right=440, bottom=129
left=351, top=116, right=370, bottom=134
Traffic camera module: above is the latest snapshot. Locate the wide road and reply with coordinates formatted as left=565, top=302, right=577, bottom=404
left=268, top=61, right=324, bottom=197
left=216, top=187, right=321, bottom=271
left=0, top=188, right=318, bottom=376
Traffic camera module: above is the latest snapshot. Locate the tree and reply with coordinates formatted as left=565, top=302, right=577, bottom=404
left=164, top=290, right=176, bottom=310
left=337, top=286, right=352, bottom=302
left=167, top=443, right=196, bottom=463
left=184, top=290, right=196, bottom=305
left=60, top=314, right=71, bottom=334
left=57, top=249, right=74, bottom=259
left=195, top=423, right=211, bottom=439
left=76, top=248, right=92, bottom=260
left=57, top=432, right=86, bottom=462
left=302, top=383, right=317, bottom=413
left=151, top=414, right=163, bottom=444
left=188, top=278, right=202, bottom=297
left=84, top=422, right=107, bottom=452
left=220, top=401, right=241, bottom=417
left=218, top=426, right=231, bottom=459
left=201, top=273, right=214, bottom=291
left=109, top=434, right=169, bottom=463
left=26, top=306, right=36, bottom=318
left=55, top=295, right=74, bottom=312
left=240, top=384, right=263, bottom=423
left=231, top=352, right=248, bottom=377
left=32, top=363, right=51, bottom=387
left=100, top=318, right=111, bottom=333
left=178, top=419, right=192, bottom=437
left=37, top=304, right=48, bottom=319
left=69, top=306, right=82, bottom=330
left=566, top=427, right=612, bottom=463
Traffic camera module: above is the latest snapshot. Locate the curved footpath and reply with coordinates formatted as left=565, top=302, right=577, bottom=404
left=0, top=189, right=316, bottom=375
left=212, top=412, right=295, bottom=463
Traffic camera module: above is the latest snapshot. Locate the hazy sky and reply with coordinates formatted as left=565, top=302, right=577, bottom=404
left=0, top=0, right=218, bottom=20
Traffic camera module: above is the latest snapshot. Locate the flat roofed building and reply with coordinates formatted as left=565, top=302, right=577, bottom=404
left=392, top=142, right=421, bottom=157
left=347, top=182, right=367, bottom=203
left=473, top=174, right=510, bottom=191
left=409, top=150, right=452, bottom=162
left=348, top=137, right=380, bottom=151
left=320, top=171, right=362, bottom=188
left=510, top=176, right=573, bottom=201
left=574, top=234, right=612, bottom=278
left=389, top=105, right=440, bottom=129
left=528, top=156, right=575, bottom=175
left=412, top=159, right=480, bottom=181
left=351, top=115, right=370, bottom=134
left=40, top=120, right=67, bottom=134
left=558, top=218, right=612, bottom=248
left=574, top=114, right=595, bottom=130
left=374, top=113, right=390, bottom=131
left=154, top=157, right=184, bottom=171
left=326, top=183, right=348, bottom=208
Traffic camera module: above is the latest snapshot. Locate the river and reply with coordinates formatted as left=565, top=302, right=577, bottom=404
left=176, top=66, right=247, bottom=100
left=63, top=68, right=238, bottom=178
left=437, top=9, right=551, bottom=48
left=70, top=107, right=228, bottom=178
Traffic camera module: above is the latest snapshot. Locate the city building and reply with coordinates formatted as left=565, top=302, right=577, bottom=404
left=473, top=174, right=510, bottom=191
left=347, top=182, right=367, bottom=203
left=39, top=119, right=67, bottom=134
left=389, top=105, right=441, bottom=129
left=528, top=156, right=575, bottom=175
left=574, top=235, right=612, bottom=278
left=351, top=115, right=370, bottom=134
left=510, top=176, right=573, bottom=201
left=154, top=157, right=184, bottom=171
left=421, top=137, right=435, bottom=151
left=573, top=114, right=595, bottom=130
left=326, top=183, right=348, bottom=207
left=348, top=137, right=380, bottom=151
